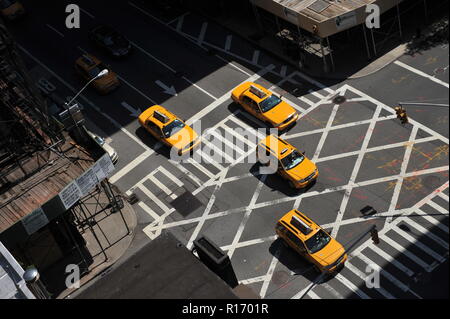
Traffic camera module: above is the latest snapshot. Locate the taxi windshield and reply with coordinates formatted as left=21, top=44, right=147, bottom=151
left=305, top=230, right=331, bottom=254
left=162, top=119, right=185, bottom=138
left=280, top=150, right=304, bottom=170
left=259, top=95, right=282, bottom=113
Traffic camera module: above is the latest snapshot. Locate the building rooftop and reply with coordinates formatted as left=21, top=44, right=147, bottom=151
left=72, top=232, right=240, bottom=299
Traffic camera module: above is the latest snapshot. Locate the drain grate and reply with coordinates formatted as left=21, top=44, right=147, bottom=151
left=333, top=95, right=347, bottom=104
left=170, top=189, right=203, bottom=217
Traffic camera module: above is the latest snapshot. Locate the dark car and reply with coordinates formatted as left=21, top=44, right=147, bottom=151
left=88, top=25, right=132, bottom=58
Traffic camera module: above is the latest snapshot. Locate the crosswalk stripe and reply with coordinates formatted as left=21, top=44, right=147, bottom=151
left=299, top=96, right=315, bottom=106
left=417, top=208, right=449, bottom=233
left=138, top=201, right=161, bottom=221
left=357, top=254, right=414, bottom=294
left=227, top=113, right=265, bottom=139
left=168, top=159, right=203, bottom=187
left=197, top=149, right=226, bottom=171
left=334, top=273, right=371, bottom=299
left=320, top=283, right=345, bottom=299
left=140, top=184, right=172, bottom=213
left=158, top=166, right=184, bottom=187
left=345, top=261, right=395, bottom=299
left=402, top=219, right=449, bottom=249
left=382, top=236, right=431, bottom=270
left=151, top=172, right=177, bottom=200
left=427, top=200, right=449, bottom=215
left=437, top=192, right=449, bottom=202
left=368, top=246, right=415, bottom=277
left=186, top=157, right=215, bottom=179
left=202, top=138, right=236, bottom=163
left=310, top=91, right=326, bottom=99
left=306, top=290, right=320, bottom=299
left=221, top=123, right=258, bottom=148
left=394, top=226, right=446, bottom=262
left=208, top=129, right=245, bottom=156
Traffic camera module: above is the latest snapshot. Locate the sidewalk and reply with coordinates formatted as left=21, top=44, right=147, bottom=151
left=196, top=5, right=448, bottom=82
left=56, top=185, right=137, bottom=299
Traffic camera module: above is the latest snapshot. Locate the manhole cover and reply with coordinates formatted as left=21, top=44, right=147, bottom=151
left=423, top=175, right=441, bottom=190
left=170, top=190, right=203, bottom=217
left=271, top=270, right=290, bottom=285
left=333, top=95, right=347, bottom=104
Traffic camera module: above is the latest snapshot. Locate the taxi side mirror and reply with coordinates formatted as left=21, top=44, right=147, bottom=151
left=301, top=151, right=306, bottom=156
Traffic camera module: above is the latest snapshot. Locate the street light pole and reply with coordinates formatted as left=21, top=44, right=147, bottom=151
left=65, top=69, right=108, bottom=107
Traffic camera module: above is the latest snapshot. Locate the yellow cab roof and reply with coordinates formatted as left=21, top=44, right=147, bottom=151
left=278, top=209, right=321, bottom=241
left=258, top=134, right=296, bottom=160
left=241, top=82, right=271, bottom=104
left=142, top=105, right=177, bottom=129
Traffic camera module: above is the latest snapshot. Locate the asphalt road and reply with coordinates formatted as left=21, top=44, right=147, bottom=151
left=5, top=0, right=449, bottom=299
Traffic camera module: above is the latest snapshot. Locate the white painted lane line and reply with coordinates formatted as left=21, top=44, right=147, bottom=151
left=227, top=114, right=265, bottom=139
left=345, top=261, right=395, bottom=299
left=334, top=273, right=371, bottom=299
left=129, top=40, right=176, bottom=73
left=220, top=235, right=276, bottom=251
left=381, top=236, right=431, bottom=270
left=281, top=96, right=307, bottom=114
left=208, top=129, right=244, bottom=156
left=437, top=192, right=449, bottom=202
left=197, top=22, right=208, bottom=45
left=291, top=280, right=318, bottom=299
left=116, top=74, right=158, bottom=104
left=394, top=226, right=446, bottom=262
left=280, top=65, right=287, bottom=78
left=196, top=150, right=225, bottom=171
left=151, top=171, right=177, bottom=200
left=46, top=24, right=64, bottom=37
left=299, top=96, right=315, bottom=106
left=166, top=11, right=189, bottom=26
left=320, top=283, right=345, bottom=299
left=312, top=104, right=340, bottom=161
left=357, top=254, right=420, bottom=297
left=158, top=166, right=184, bottom=187
left=403, top=219, right=449, bottom=249
left=331, top=105, right=382, bottom=237
left=79, top=7, right=95, bottom=18
left=252, top=50, right=260, bottom=65
left=307, top=290, right=321, bottom=299
left=227, top=176, right=267, bottom=259
left=185, top=157, right=215, bottom=179
left=138, top=201, right=161, bottom=221
left=368, top=245, right=415, bottom=277
left=186, top=169, right=228, bottom=250
left=310, top=91, right=326, bottom=99
left=386, top=126, right=419, bottom=224
left=220, top=123, right=257, bottom=149
left=259, top=255, right=279, bottom=298
left=427, top=200, right=449, bottom=215
left=139, top=184, right=172, bottom=213
left=176, top=14, right=186, bottom=30
left=202, top=139, right=235, bottom=164
left=417, top=209, right=449, bottom=233
left=110, top=149, right=153, bottom=183
left=168, top=159, right=203, bottom=187
left=225, top=35, right=232, bottom=51
left=394, top=60, right=449, bottom=88
left=239, top=276, right=267, bottom=285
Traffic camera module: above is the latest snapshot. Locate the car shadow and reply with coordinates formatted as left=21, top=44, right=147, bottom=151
left=269, top=238, right=339, bottom=284
left=249, top=162, right=318, bottom=197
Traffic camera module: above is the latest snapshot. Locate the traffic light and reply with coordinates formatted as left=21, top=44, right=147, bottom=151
left=394, top=106, right=409, bottom=124
left=370, top=226, right=380, bottom=245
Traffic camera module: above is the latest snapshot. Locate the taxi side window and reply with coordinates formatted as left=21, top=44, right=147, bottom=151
left=146, top=121, right=160, bottom=135
left=286, top=231, right=306, bottom=251
left=242, top=96, right=253, bottom=106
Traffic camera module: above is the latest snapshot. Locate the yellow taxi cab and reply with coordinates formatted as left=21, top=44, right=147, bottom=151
left=74, top=54, right=120, bottom=94
left=0, top=0, right=25, bottom=20
left=257, top=134, right=318, bottom=189
left=231, top=82, right=298, bottom=131
left=276, top=209, right=347, bottom=274
left=138, top=105, right=201, bottom=155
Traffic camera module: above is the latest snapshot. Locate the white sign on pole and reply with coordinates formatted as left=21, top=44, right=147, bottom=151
left=59, top=181, right=82, bottom=210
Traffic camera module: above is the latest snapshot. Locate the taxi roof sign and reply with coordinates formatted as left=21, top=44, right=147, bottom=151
left=249, top=85, right=267, bottom=99
left=153, top=110, right=170, bottom=124
left=291, top=215, right=312, bottom=235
